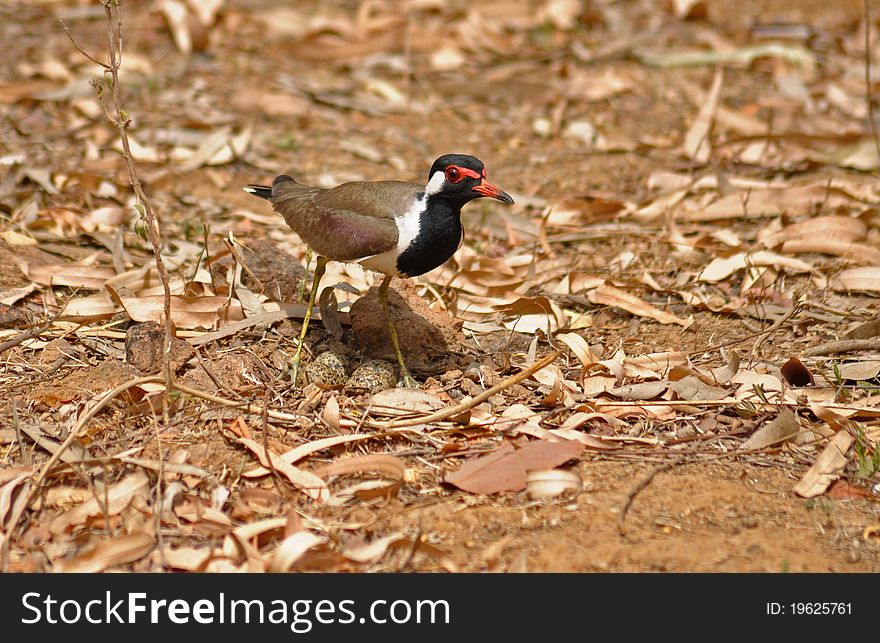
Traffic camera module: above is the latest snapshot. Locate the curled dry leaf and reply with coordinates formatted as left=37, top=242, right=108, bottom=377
left=322, top=394, right=341, bottom=431
left=526, top=469, right=582, bottom=499
left=680, top=184, right=860, bottom=222
left=313, top=454, right=406, bottom=502
left=368, top=388, right=446, bottom=417
left=243, top=434, right=377, bottom=478
left=0, top=466, right=32, bottom=532
left=624, top=351, right=688, bottom=379
left=158, top=0, right=192, bottom=54
left=699, top=251, right=815, bottom=283
left=56, top=533, right=154, bottom=573
left=762, top=215, right=867, bottom=247
left=668, top=375, right=729, bottom=401
left=781, top=240, right=880, bottom=265
left=683, top=67, right=723, bottom=163
left=227, top=421, right=328, bottom=502
left=108, top=287, right=245, bottom=329
left=269, top=531, right=327, bottom=573
left=741, top=407, right=801, bottom=450
left=49, top=471, right=151, bottom=536
left=793, top=430, right=855, bottom=498
left=780, top=357, right=814, bottom=387
left=25, top=263, right=117, bottom=290
left=556, top=332, right=596, bottom=366
left=445, top=440, right=585, bottom=495
left=588, top=283, right=689, bottom=326
left=607, top=380, right=670, bottom=400
left=341, top=532, right=406, bottom=564
left=832, top=267, right=880, bottom=292
left=342, top=533, right=459, bottom=572
left=836, top=361, right=880, bottom=381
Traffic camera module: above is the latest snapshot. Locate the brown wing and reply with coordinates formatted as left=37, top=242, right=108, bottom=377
left=270, top=179, right=422, bottom=261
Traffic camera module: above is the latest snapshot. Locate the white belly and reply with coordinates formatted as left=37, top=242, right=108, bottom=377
left=357, top=249, right=399, bottom=275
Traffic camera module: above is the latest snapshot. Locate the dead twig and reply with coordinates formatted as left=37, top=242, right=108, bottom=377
left=865, top=0, right=880, bottom=162
left=64, top=2, right=175, bottom=422
left=749, top=303, right=802, bottom=362
left=374, top=351, right=562, bottom=429
left=617, top=455, right=688, bottom=537
left=804, top=338, right=880, bottom=357
left=0, top=321, right=53, bottom=355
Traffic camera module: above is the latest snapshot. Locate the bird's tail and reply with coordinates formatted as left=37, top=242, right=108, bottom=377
left=243, top=184, right=273, bottom=200
left=242, top=175, right=296, bottom=200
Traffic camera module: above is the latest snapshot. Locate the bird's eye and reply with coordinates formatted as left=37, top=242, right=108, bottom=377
left=445, top=166, right=462, bottom=183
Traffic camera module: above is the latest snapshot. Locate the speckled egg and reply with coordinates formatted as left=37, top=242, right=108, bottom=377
left=305, top=351, right=349, bottom=386
left=345, top=360, right=397, bottom=393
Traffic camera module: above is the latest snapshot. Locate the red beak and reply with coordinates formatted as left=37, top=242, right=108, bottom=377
left=473, top=179, right=514, bottom=204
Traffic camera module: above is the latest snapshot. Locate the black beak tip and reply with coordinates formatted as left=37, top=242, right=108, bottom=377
left=497, top=191, right=515, bottom=205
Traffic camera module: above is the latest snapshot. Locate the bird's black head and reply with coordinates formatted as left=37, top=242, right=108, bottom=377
left=425, top=154, right=514, bottom=206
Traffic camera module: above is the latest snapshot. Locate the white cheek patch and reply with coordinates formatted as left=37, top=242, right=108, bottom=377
left=425, top=170, right=446, bottom=196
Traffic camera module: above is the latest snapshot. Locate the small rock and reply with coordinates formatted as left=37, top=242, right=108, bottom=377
left=305, top=351, right=348, bottom=387
left=0, top=303, right=30, bottom=329
left=346, top=360, right=396, bottom=393
left=460, top=379, right=484, bottom=396
left=125, top=321, right=194, bottom=374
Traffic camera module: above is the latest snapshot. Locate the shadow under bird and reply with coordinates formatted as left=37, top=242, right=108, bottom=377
left=244, top=153, right=514, bottom=387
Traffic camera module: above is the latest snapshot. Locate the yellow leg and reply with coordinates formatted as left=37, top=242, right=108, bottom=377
left=378, top=275, right=417, bottom=388
left=290, top=255, right=327, bottom=387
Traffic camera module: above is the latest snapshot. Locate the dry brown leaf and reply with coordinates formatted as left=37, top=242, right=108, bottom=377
left=322, top=394, right=341, bottom=431
left=588, top=284, right=688, bottom=326
left=761, top=215, right=867, bottom=247
left=832, top=267, right=880, bottom=292
left=836, top=361, right=880, bottom=381
left=683, top=67, right=723, bottom=163
left=668, top=375, right=729, bottom=401
left=556, top=332, right=597, bottom=366
left=368, top=388, right=446, bottom=417
left=742, top=408, right=801, bottom=450
left=692, top=185, right=860, bottom=222
left=314, top=454, right=406, bottom=502
left=158, top=0, right=192, bottom=54
left=0, top=467, right=31, bottom=532
left=607, top=380, right=670, bottom=400
left=243, top=434, right=377, bottom=477
left=57, top=533, right=154, bottom=572
left=235, top=436, right=329, bottom=503
left=341, top=532, right=406, bottom=564
left=49, top=471, right=150, bottom=536
left=269, top=531, right=327, bottom=573
left=108, top=288, right=244, bottom=329
left=544, top=195, right=626, bottom=226
left=826, top=479, right=873, bottom=500
left=699, top=251, right=815, bottom=282
left=25, top=263, right=116, bottom=289
left=546, top=428, right=619, bottom=449
left=623, top=351, right=688, bottom=379
left=781, top=240, right=880, bottom=265
left=793, top=430, right=855, bottom=498
left=445, top=440, right=585, bottom=495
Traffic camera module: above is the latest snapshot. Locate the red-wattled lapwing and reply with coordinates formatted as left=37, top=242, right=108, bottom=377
left=244, top=154, right=514, bottom=387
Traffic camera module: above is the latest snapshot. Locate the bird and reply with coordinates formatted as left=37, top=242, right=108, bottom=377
left=244, top=154, right=514, bottom=387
